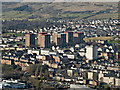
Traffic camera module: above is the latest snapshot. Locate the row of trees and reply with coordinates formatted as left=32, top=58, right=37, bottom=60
left=2, top=64, right=51, bottom=88
left=2, top=20, right=61, bottom=31
left=2, top=64, right=23, bottom=79
left=27, top=64, right=49, bottom=79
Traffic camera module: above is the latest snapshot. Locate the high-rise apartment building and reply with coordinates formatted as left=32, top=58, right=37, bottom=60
left=78, top=32, right=84, bottom=43
left=53, top=32, right=66, bottom=47
left=73, top=32, right=84, bottom=45
left=85, top=45, right=98, bottom=60
left=64, top=31, right=73, bottom=46
left=38, top=32, right=47, bottom=46
left=53, top=32, right=58, bottom=45
left=73, top=32, right=79, bottom=45
left=25, top=33, right=35, bottom=47
left=38, top=32, right=50, bottom=48
left=57, top=33, right=66, bottom=47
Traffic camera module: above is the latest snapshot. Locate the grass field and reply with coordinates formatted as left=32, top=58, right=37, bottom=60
left=3, top=33, right=24, bottom=36
left=84, top=36, right=114, bottom=42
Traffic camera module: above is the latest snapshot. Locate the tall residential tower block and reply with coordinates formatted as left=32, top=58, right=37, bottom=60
left=64, top=31, right=74, bottom=46
left=25, top=33, right=35, bottom=47
left=38, top=33, right=50, bottom=48
left=73, top=32, right=84, bottom=44
left=85, top=45, right=98, bottom=60
left=53, top=32, right=66, bottom=47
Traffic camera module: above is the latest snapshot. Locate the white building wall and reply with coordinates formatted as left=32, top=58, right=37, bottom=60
left=32, top=50, right=40, bottom=55
left=28, top=50, right=32, bottom=54
left=115, top=78, right=120, bottom=86
left=41, top=50, right=49, bottom=55
left=86, top=46, right=93, bottom=60
left=85, top=45, right=98, bottom=60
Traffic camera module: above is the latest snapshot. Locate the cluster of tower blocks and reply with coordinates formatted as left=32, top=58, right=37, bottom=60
left=25, top=31, right=84, bottom=48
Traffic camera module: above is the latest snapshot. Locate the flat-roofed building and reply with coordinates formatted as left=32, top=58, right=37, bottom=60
left=25, top=33, right=35, bottom=47
left=85, top=45, right=98, bottom=60
left=64, top=31, right=73, bottom=46
left=38, top=33, right=50, bottom=48
left=38, top=32, right=47, bottom=46
left=57, top=33, right=66, bottom=47
left=73, top=32, right=84, bottom=45
left=53, top=32, right=66, bottom=47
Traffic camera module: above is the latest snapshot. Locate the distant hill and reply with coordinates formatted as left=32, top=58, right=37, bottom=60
left=2, top=2, right=118, bottom=21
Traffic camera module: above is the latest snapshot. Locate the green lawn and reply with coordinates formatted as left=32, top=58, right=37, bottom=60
left=3, top=33, right=24, bottom=36
left=15, top=41, right=25, bottom=44
left=84, top=36, right=114, bottom=42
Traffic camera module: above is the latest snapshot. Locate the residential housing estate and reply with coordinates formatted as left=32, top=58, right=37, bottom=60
left=1, top=19, right=120, bottom=89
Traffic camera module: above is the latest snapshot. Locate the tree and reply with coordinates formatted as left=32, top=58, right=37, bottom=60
left=27, top=64, right=37, bottom=75
left=44, top=69, right=49, bottom=80
left=35, top=67, right=39, bottom=77
left=2, top=64, right=23, bottom=79
left=39, top=63, right=42, bottom=78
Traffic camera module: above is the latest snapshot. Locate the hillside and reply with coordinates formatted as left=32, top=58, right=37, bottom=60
left=2, top=2, right=118, bottom=21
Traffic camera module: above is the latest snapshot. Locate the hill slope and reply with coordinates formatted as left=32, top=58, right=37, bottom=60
left=2, top=2, right=118, bottom=21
